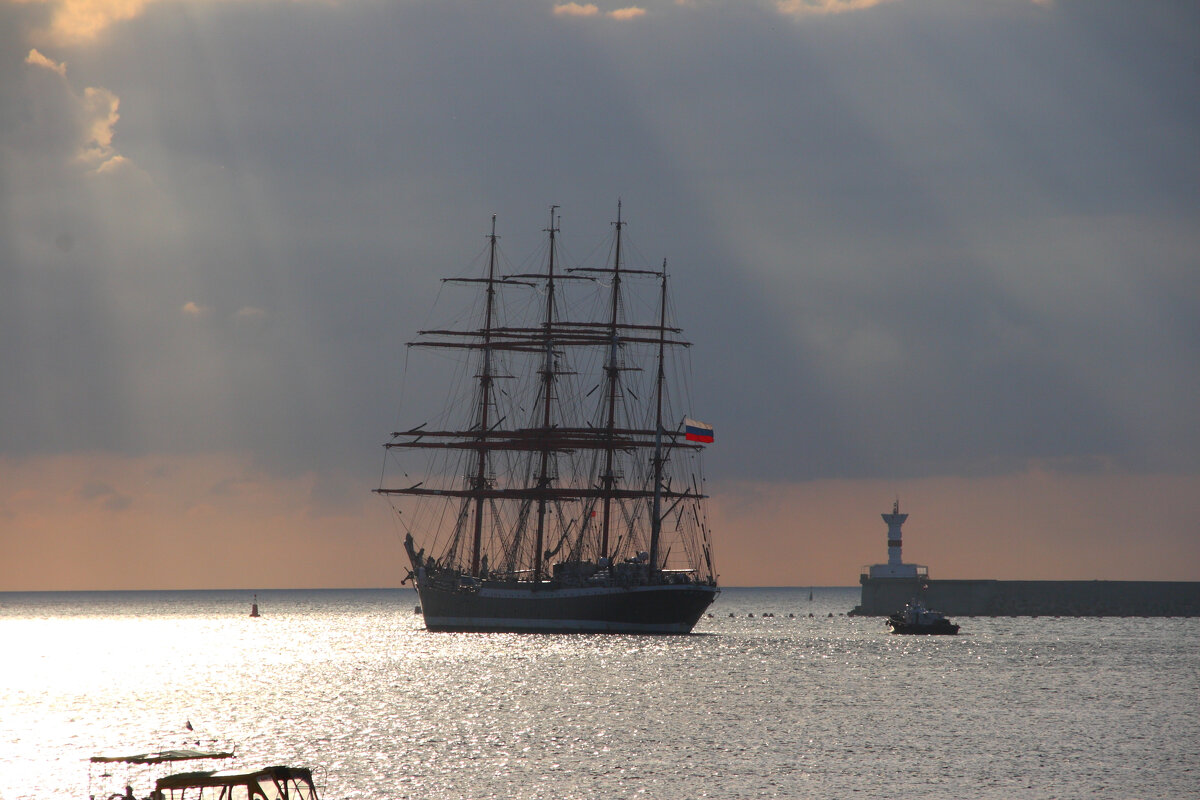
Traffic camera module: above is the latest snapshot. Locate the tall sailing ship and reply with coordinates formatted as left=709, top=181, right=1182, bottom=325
left=377, top=205, right=718, bottom=633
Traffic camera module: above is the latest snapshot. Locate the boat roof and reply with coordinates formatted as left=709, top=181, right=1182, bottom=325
left=90, top=749, right=235, bottom=765
left=154, top=765, right=315, bottom=789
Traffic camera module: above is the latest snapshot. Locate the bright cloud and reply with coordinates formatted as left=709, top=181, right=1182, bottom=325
left=182, top=301, right=211, bottom=317
left=77, top=85, right=121, bottom=170
left=23, top=48, right=129, bottom=172
left=24, top=47, right=66, bottom=75
left=18, top=0, right=156, bottom=46
left=554, top=2, right=600, bottom=15
left=94, top=153, right=128, bottom=173
left=609, top=6, right=646, bottom=20
left=16, top=0, right=335, bottom=46
left=553, top=3, right=646, bottom=20
left=776, top=0, right=895, bottom=18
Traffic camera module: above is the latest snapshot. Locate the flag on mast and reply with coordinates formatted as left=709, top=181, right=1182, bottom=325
left=685, top=418, right=714, bottom=444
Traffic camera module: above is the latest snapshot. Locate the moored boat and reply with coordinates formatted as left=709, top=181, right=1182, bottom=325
left=154, top=765, right=320, bottom=800
left=377, top=205, right=718, bottom=633
left=88, top=749, right=321, bottom=800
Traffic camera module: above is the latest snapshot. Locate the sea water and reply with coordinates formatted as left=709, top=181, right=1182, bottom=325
left=1, top=587, right=1197, bottom=799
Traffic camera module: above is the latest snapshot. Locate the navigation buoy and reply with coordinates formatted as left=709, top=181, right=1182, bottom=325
left=250, top=594, right=260, bottom=618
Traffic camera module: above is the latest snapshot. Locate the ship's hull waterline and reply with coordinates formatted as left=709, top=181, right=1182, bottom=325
left=414, top=581, right=719, bottom=634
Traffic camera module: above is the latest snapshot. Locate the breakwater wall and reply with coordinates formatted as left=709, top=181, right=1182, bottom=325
left=851, top=577, right=1200, bottom=617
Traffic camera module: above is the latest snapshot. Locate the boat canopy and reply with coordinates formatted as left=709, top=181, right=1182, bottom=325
left=153, top=766, right=318, bottom=800
left=90, top=749, right=235, bottom=765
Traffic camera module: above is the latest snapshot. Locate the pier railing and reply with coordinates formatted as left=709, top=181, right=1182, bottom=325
left=859, top=566, right=929, bottom=580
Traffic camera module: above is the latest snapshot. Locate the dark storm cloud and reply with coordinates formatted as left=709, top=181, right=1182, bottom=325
left=2, top=0, right=1197, bottom=488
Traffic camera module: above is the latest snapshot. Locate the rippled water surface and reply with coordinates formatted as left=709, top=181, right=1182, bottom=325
left=2, top=588, right=1197, bottom=799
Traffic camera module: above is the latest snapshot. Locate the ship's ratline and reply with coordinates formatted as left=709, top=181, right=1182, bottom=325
left=377, top=204, right=718, bottom=633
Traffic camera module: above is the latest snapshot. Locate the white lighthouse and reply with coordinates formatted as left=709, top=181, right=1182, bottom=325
left=867, top=499, right=926, bottom=579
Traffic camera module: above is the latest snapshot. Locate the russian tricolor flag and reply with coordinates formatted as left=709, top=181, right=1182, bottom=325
left=685, top=418, right=714, bottom=444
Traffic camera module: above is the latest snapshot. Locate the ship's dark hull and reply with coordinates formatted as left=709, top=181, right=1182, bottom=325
left=415, top=580, right=718, bottom=634
left=887, top=617, right=959, bottom=635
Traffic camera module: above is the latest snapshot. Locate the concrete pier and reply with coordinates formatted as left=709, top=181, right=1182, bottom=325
left=851, top=577, right=1200, bottom=617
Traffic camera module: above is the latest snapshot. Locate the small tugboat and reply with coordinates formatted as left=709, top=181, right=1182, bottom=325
left=887, top=599, right=960, bottom=635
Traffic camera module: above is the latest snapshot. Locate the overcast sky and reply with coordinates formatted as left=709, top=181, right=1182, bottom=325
left=2, top=0, right=1198, bottom=589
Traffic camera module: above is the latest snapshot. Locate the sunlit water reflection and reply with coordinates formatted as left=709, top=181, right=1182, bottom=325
left=2, top=588, right=1197, bottom=799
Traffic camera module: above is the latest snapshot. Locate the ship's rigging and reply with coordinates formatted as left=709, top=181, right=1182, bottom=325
left=377, top=204, right=715, bottom=610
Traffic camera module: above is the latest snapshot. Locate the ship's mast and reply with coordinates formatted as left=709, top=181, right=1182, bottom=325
left=599, top=202, right=625, bottom=560
left=533, top=205, right=560, bottom=582
left=649, top=260, right=668, bottom=573
left=378, top=211, right=711, bottom=584
left=469, top=215, right=500, bottom=577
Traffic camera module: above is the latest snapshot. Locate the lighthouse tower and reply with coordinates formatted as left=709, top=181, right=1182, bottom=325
left=867, top=499, right=924, bottom=579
